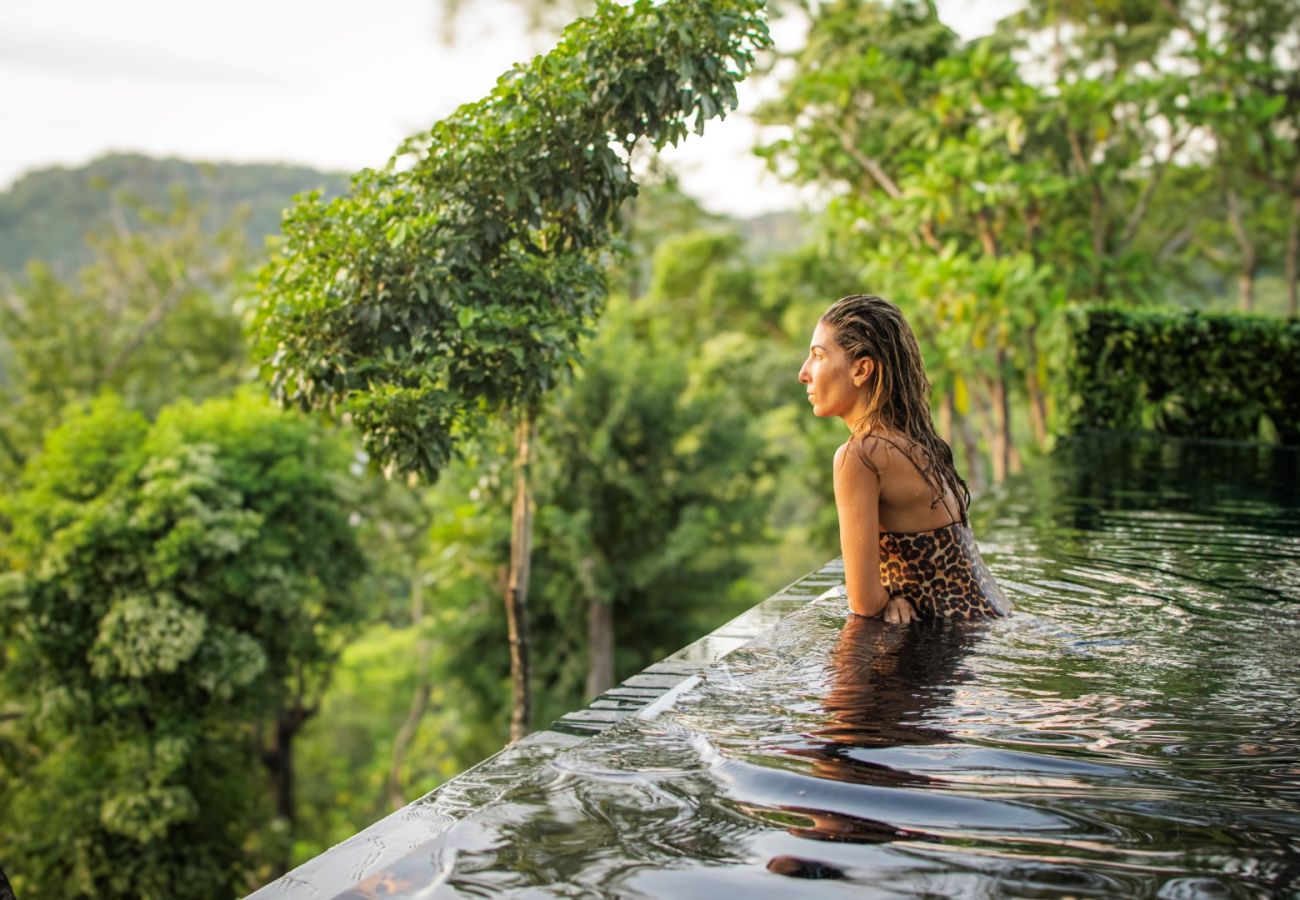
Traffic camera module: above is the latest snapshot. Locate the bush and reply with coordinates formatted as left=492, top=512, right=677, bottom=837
left=1065, top=307, right=1300, bottom=444
left=0, top=390, right=365, bottom=898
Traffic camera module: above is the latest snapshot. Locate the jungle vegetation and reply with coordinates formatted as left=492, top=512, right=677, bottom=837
left=1, top=0, right=1296, bottom=895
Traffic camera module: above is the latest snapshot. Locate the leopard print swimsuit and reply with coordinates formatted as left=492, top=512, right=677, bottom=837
left=879, top=520, right=1009, bottom=619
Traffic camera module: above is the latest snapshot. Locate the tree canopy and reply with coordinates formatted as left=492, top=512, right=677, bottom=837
left=253, top=0, right=772, bottom=483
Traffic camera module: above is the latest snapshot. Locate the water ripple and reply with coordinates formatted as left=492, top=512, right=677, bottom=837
left=413, top=437, right=1300, bottom=897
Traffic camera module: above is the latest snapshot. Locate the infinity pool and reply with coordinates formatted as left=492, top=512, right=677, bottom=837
left=333, top=434, right=1300, bottom=897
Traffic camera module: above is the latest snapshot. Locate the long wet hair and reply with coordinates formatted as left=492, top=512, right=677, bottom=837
left=821, top=294, right=970, bottom=522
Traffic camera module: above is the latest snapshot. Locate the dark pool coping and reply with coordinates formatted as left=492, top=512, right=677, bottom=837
left=245, top=559, right=845, bottom=899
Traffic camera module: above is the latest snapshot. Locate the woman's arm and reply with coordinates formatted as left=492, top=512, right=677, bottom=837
left=833, top=439, right=917, bottom=624
left=833, top=439, right=889, bottom=618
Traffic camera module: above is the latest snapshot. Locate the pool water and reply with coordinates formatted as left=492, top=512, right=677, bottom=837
left=353, top=434, right=1300, bottom=897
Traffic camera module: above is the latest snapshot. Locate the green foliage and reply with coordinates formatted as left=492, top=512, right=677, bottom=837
left=1020, top=0, right=1300, bottom=315
left=754, top=0, right=1300, bottom=478
left=0, top=193, right=247, bottom=479
left=646, top=229, right=761, bottom=341
left=291, top=622, right=469, bottom=862
left=0, top=153, right=348, bottom=277
left=252, top=0, right=770, bottom=483
left=539, top=299, right=781, bottom=677
left=0, top=390, right=365, bottom=898
left=1066, top=308, right=1300, bottom=443
left=755, top=0, right=1084, bottom=475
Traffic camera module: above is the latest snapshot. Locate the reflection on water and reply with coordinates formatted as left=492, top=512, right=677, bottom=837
left=762, top=618, right=979, bottom=853
left=358, top=435, right=1300, bottom=897
left=761, top=618, right=982, bottom=876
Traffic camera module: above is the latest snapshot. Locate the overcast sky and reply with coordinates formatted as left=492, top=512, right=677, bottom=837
left=1, top=0, right=1022, bottom=218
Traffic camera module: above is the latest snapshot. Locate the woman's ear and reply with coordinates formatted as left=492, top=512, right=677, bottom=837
left=853, top=357, right=875, bottom=387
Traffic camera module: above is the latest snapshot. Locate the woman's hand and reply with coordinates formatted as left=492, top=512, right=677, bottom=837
left=882, top=594, right=916, bottom=625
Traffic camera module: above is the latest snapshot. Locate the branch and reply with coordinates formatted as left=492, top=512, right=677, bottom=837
left=1120, top=131, right=1190, bottom=247
left=100, top=283, right=192, bottom=383
left=1066, top=124, right=1092, bottom=177
left=100, top=242, right=227, bottom=383
left=1245, top=158, right=1300, bottom=196
left=828, top=121, right=944, bottom=253
left=975, top=209, right=999, bottom=257
left=1224, top=187, right=1256, bottom=269
left=1194, top=237, right=1230, bottom=266
left=829, top=121, right=903, bottom=199
left=1157, top=223, right=1196, bottom=263
left=1065, top=122, right=1109, bottom=262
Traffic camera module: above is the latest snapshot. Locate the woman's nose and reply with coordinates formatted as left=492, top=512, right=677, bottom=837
left=798, top=361, right=810, bottom=383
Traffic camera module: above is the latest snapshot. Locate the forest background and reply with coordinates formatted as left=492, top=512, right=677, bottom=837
left=1, top=0, right=1297, bottom=896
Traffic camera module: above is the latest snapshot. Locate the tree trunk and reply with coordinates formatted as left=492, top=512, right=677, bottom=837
left=387, top=576, right=429, bottom=809
left=984, top=356, right=1012, bottom=484
left=263, top=703, right=311, bottom=827
left=1237, top=269, right=1257, bottom=313
left=996, top=351, right=1017, bottom=477
left=1225, top=187, right=1257, bottom=312
left=586, top=596, right=614, bottom=699
left=949, top=375, right=983, bottom=491
left=273, top=714, right=296, bottom=825
left=973, top=387, right=1001, bottom=485
left=578, top=555, right=614, bottom=699
left=958, top=413, right=985, bottom=495
left=1286, top=193, right=1299, bottom=318
left=504, top=411, right=535, bottom=742
left=938, top=389, right=954, bottom=447
left=1024, top=326, right=1048, bottom=451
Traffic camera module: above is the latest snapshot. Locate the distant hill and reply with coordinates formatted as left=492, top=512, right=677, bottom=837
left=0, top=153, right=350, bottom=277
left=0, top=153, right=804, bottom=282
left=735, top=208, right=810, bottom=259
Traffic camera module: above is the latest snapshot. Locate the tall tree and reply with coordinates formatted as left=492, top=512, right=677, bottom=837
left=253, top=0, right=771, bottom=740
left=1165, top=0, right=1300, bottom=315
left=1017, top=0, right=1300, bottom=314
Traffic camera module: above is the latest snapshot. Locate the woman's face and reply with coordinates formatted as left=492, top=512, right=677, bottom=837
left=798, top=320, right=863, bottom=419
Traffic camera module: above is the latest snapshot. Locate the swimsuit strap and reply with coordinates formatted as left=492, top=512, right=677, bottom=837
left=864, top=432, right=966, bottom=528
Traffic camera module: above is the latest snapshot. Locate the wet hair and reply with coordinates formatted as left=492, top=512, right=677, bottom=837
left=821, top=294, right=970, bottom=522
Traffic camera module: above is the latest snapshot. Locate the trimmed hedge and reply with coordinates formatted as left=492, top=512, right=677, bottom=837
left=1066, top=308, right=1300, bottom=444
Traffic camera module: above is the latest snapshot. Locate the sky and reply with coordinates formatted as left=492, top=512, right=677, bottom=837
left=0, top=0, right=1022, bottom=219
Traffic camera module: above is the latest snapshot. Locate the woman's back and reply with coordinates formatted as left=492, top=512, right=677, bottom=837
left=863, top=432, right=964, bottom=533
left=852, top=433, right=1009, bottom=620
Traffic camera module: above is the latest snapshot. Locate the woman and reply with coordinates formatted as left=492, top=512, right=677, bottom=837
left=798, top=294, right=1008, bottom=624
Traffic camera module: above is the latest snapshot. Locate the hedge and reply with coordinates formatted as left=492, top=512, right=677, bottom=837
left=1065, top=307, right=1300, bottom=444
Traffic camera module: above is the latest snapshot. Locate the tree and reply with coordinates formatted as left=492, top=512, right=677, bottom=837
left=426, top=296, right=781, bottom=732
left=1012, top=0, right=1300, bottom=315
left=0, top=391, right=365, bottom=898
left=1157, top=0, right=1300, bottom=315
left=756, top=0, right=1204, bottom=478
left=253, top=0, right=771, bottom=740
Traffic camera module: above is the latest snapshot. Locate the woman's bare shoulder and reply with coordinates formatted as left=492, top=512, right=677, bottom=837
left=834, top=433, right=894, bottom=482
left=838, top=432, right=900, bottom=468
